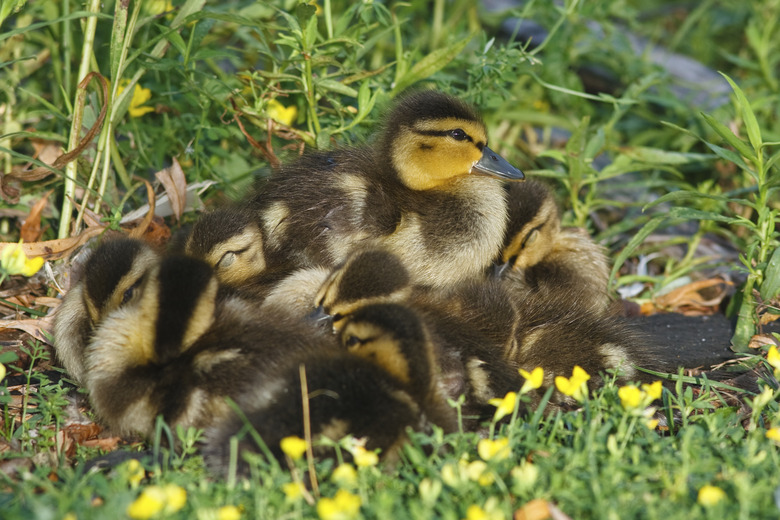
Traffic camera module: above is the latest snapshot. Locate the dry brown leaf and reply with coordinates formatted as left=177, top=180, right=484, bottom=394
left=514, top=500, right=571, bottom=520
left=30, top=139, right=63, bottom=167
left=155, top=157, right=187, bottom=221
left=748, top=334, right=780, bottom=350
left=0, top=225, right=104, bottom=261
left=652, top=278, right=732, bottom=315
left=64, top=423, right=103, bottom=444
left=127, top=177, right=156, bottom=239
left=0, top=316, right=55, bottom=345
left=81, top=436, right=122, bottom=451
left=20, top=190, right=53, bottom=242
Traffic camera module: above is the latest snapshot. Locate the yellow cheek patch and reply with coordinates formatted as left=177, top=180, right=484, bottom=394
left=262, top=201, right=289, bottom=248
left=181, top=277, right=218, bottom=350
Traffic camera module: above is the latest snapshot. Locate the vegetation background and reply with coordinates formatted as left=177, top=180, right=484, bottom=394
left=0, top=0, right=779, bottom=518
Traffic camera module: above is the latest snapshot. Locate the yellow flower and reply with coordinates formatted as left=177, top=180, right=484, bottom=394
left=0, top=363, right=6, bottom=382
left=642, top=380, right=663, bottom=401
left=352, top=445, right=379, bottom=467
left=1, top=241, right=44, bottom=277
left=419, top=478, right=442, bottom=507
left=316, top=489, right=361, bottom=520
left=63, top=514, right=76, bottom=520
left=519, top=367, right=544, bottom=394
left=266, top=99, right=297, bottom=126
left=555, top=365, right=590, bottom=402
left=464, top=501, right=504, bottom=520
left=752, top=386, right=775, bottom=411
left=465, top=460, right=493, bottom=486
left=618, top=385, right=643, bottom=410
left=280, top=436, right=308, bottom=461
left=487, top=391, right=516, bottom=422
left=217, top=505, right=241, bottom=520
left=127, top=484, right=186, bottom=519
left=697, top=484, right=726, bottom=506
left=766, top=427, right=780, bottom=443
left=441, top=463, right=463, bottom=488
left=282, top=481, right=305, bottom=502
left=645, top=419, right=659, bottom=430
left=477, top=437, right=511, bottom=462
left=123, top=459, right=145, bottom=489
left=331, top=463, right=358, bottom=488
left=465, top=504, right=488, bottom=520
left=767, top=346, right=780, bottom=376
left=510, top=462, right=538, bottom=492
left=117, top=80, right=155, bottom=118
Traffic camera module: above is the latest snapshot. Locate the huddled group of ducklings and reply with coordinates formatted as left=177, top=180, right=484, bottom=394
left=53, top=91, right=659, bottom=473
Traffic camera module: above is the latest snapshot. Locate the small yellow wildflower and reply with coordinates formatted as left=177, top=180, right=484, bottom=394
left=487, top=391, right=516, bottom=422
left=123, top=459, right=145, bottom=489
left=510, top=462, right=538, bottom=492
left=352, top=445, right=379, bottom=467
left=331, top=463, right=358, bottom=488
left=642, top=380, right=663, bottom=401
left=0, top=363, right=6, bottom=383
left=465, top=460, right=493, bottom=486
left=464, top=501, right=504, bottom=520
left=282, top=481, right=305, bottom=502
left=63, top=514, right=76, bottom=520
left=518, top=367, right=544, bottom=394
left=0, top=241, right=44, bottom=277
left=554, top=365, right=590, bottom=402
left=477, top=437, right=511, bottom=462
left=766, top=427, right=780, bottom=443
left=117, top=79, right=155, bottom=118
left=419, top=478, right=442, bottom=507
left=266, top=99, right=298, bottom=126
left=752, top=386, right=775, bottom=411
left=127, top=484, right=185, bottom=519
left=316, top=489, right=361, bottom=520
left=441, top=462, right=463, bottom=488
left=697, top=484, right=726, bottom=506
left=217, top=505, right=242, bottom=520
left=465, top=504, right=488, bottom=520
left=645, top=418, right=659, bottom=430
left=767, top=346, right=780, bottom=376
left=618, top=385, right=643, bottom=410
left=280, top=436, right=307, bottom=461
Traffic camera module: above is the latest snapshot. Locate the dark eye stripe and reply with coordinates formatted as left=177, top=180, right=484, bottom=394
left=413, top=128, right=474, bottom=143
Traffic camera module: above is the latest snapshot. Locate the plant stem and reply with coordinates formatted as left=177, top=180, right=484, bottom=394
left=58, top=0, right=101, bottom=239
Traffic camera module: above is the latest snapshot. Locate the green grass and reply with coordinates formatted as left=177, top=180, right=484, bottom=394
left=1, top=0, right=780, bottom=518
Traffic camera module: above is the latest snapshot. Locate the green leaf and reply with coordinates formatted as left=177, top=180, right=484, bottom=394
left=609, top=216, right=665, bottom=285
left=390, top=34, right=473, bottom=96
left=316, top=79, right=357, bottom=97
left=642, top=190, right=729, bottom=211
left=703, top=142, right=753, bottom=174
left=721, top=72, right=762, bottom=153
left=700, top=112, right=756, bottom=162
left=760, top=247, right=780, bottom=300
left=619, top=146, right=713, bottom=165
left=665, top=207, right=739, bottom=224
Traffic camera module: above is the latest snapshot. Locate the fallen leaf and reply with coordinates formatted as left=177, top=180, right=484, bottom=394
left=0, top=225, right=104, bottom=261
left=515, top=499, right=551, bottom=520
left=0, top=317, right=55, bottom=345
left=155, top=157, right=187, bottom=221
left=651, top=277, right=732, bottom=315
left=81, top=437, right=122, bottom=451
left=748, top=334, right=780, bottom=350
left=20, top=190, right=53, bottom=242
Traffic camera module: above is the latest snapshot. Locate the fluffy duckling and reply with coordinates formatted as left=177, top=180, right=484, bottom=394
left=252, top=90, right=524, bottom=288
left=53, top=238, right=159, bottom=384
left=499, top=180, right=611, bottom=312
left=312, top=248, right=526, bottom=425
left=82, top=254, right=339, bottom=438
left=204, top=302, right=456, bottom=475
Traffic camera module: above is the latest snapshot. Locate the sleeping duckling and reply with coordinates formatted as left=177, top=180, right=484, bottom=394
left=204, top=302, right=456, bottom=475
left=498, top=180, right=611, bottom=312
left=312, top=247, right=526, bottom=425
left=252, top=90, right=524, bottom=288
left=53, top=238, right=159, bottom=384
left=82, top=254, right=340, bottom=438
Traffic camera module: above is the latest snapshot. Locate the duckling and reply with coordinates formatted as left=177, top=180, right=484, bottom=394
left=498, top=180, right=611, bottom=313
left=82, top=253, right=340, bottom=438
left=251, top=90, right=524, bottom=288
left=204, top=302, right=456, bottom=476
left=53, top=238, right=159, bottom=384
left=312, top=247, right=526, bottom=425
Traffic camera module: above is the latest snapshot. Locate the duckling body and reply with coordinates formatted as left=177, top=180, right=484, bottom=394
left=205, top=302, right=456, bottom=475
left=252, top=91, right=524, bottom=288
left=500, top=180, right=611, bottom=312
left=83, top=254, right=340, bottom=437
left=54, top=238, right=159, bottom=384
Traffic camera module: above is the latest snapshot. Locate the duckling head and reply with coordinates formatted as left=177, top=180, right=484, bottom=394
left=313, top=248, right=411, bottom=331
left=184, top=207, right=266, bottom=286
left=339, top=303, right=435, bottom=403
left=500, top=180, right=561, bottom=270
left=54, top=238, right=159, bottom=383
left=380, top=91, right=524, bottom=191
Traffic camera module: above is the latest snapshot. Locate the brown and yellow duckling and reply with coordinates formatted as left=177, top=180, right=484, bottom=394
left=498, top=180, right=612, bottom=313
left=204, top=302, right=456, bottom=475
left=54, top=238, right=159, bottom=384
left=251, top=90, right=524, bottom=289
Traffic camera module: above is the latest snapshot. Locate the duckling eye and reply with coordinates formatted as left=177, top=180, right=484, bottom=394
left=344, top=335, right=363, bottom=348
left=121, top=278, right=143, bottom=305
left=449, top=129, right=468, bottom=141
left=217, top=251, right=238, bottom=270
